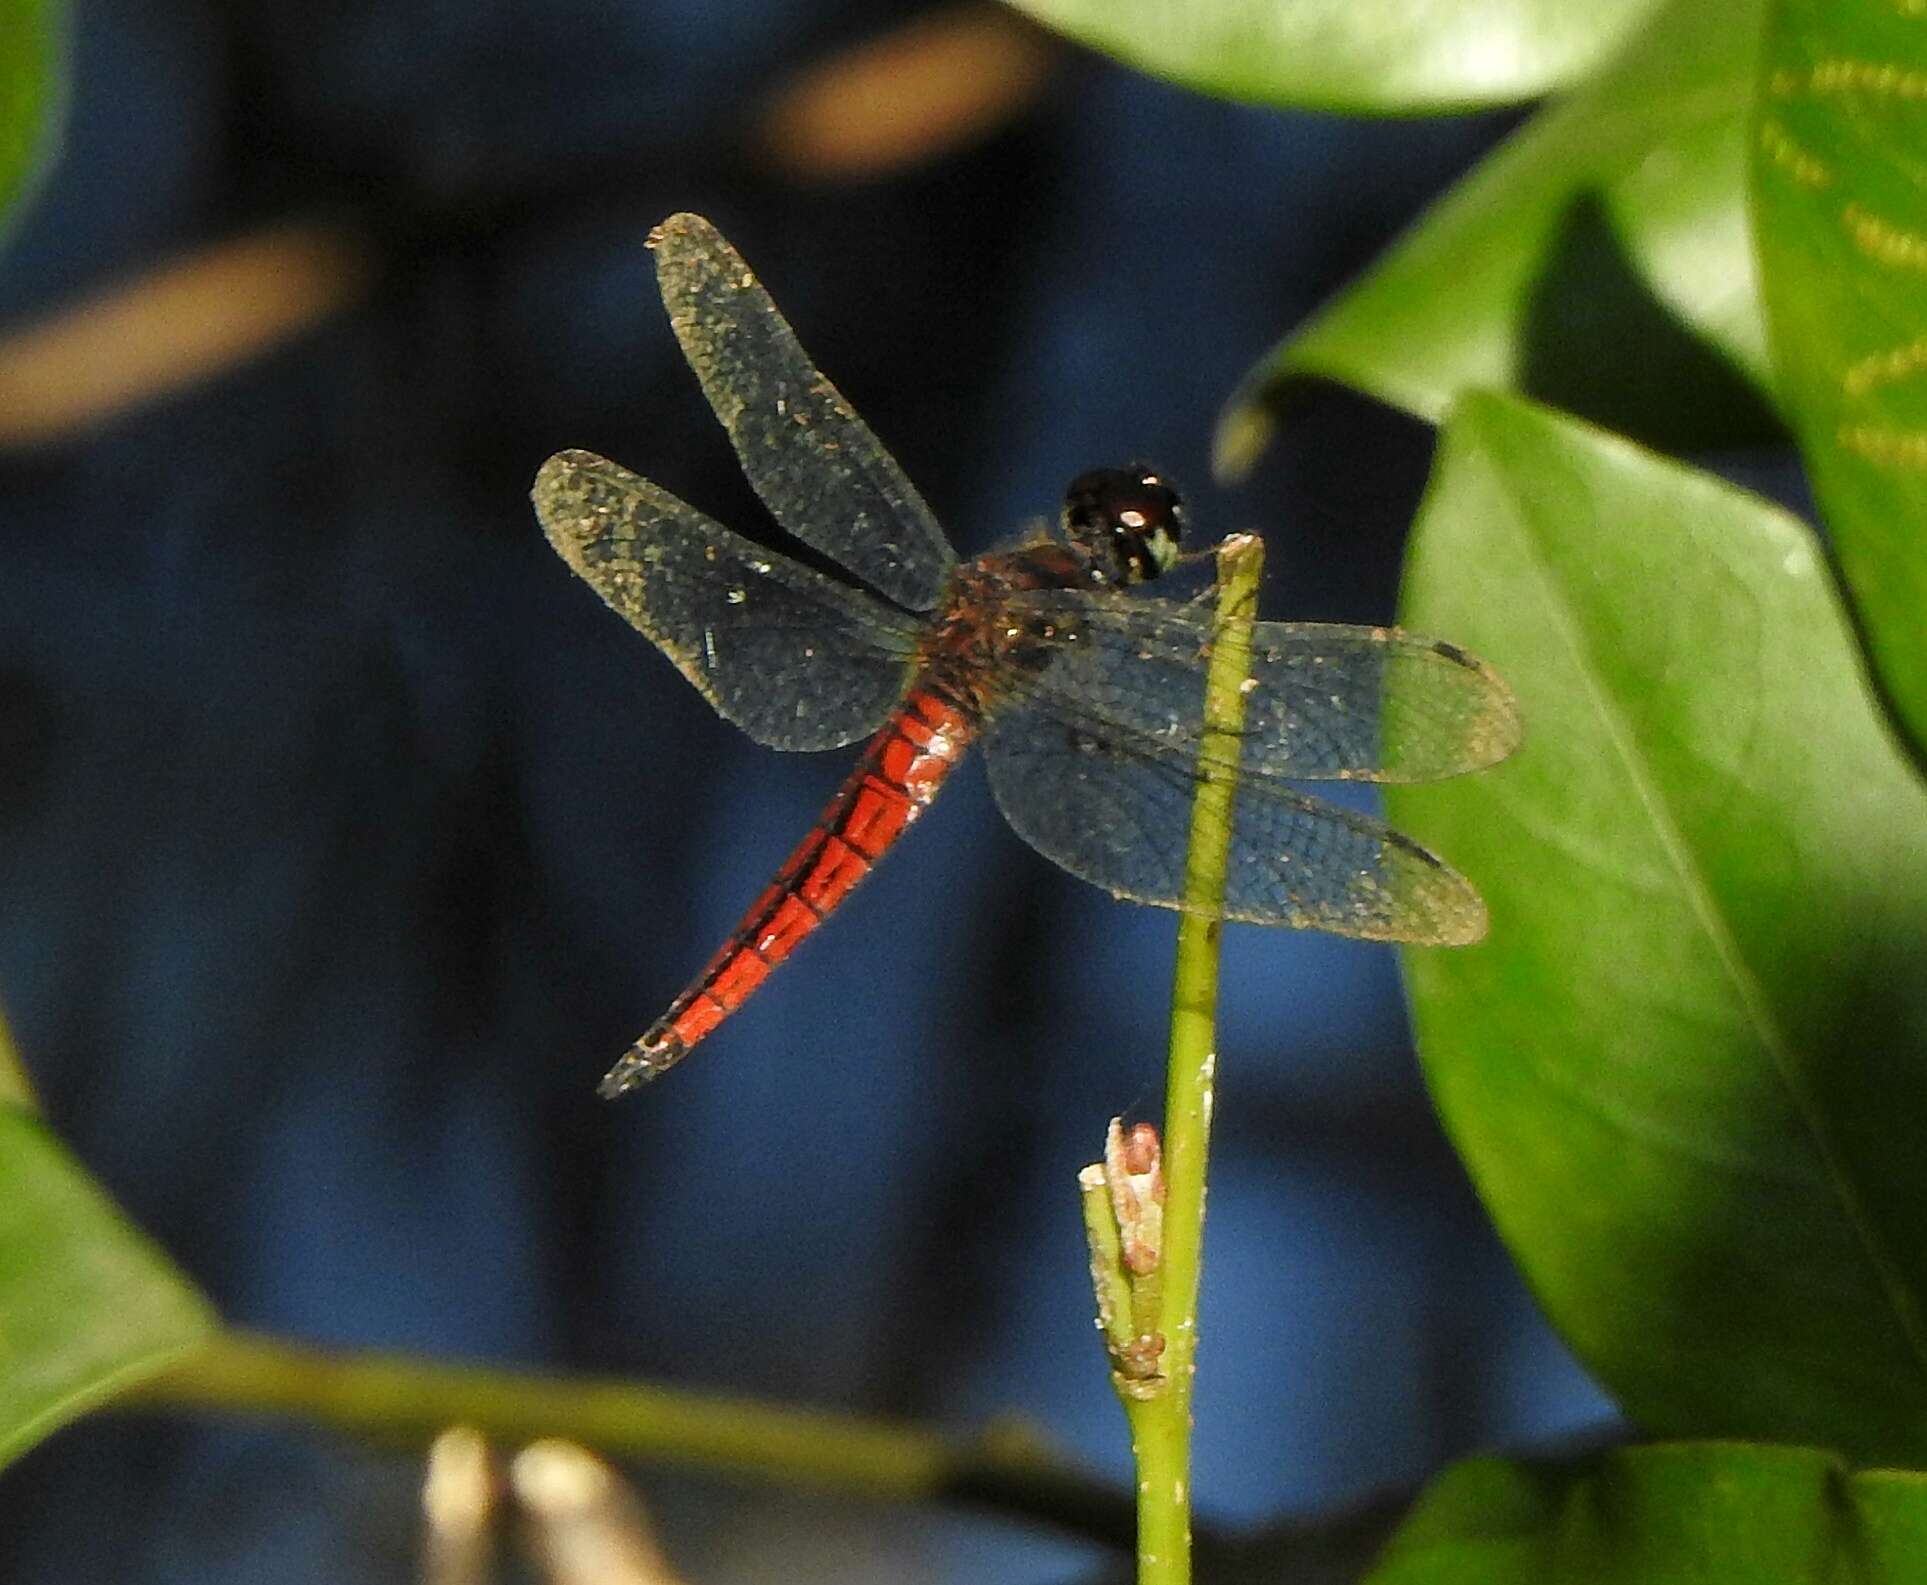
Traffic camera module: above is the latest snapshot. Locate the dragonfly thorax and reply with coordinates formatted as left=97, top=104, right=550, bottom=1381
left=533, top=215, right=1519, bottom=1097
left=1061, top=466, right=1184, bottom=586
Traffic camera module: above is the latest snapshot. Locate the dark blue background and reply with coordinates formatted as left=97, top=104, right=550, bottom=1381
left=0, top=3, right=1611, bottom=1579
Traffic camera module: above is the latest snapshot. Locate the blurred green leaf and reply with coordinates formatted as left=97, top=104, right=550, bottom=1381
left=1753, top=0, right=1927, bottom=762
left=0, top=1015, right=32, bottom=1112
left=0, top=0, right=64, bottom=242
left=1004, top=0, right=1661, bottom=113
left=1388, top=394, right=1927, bottom=1465
left=1368, top=1443, right=1927, bottom=1582
left=0, top=1108, right=215, bottom=1471
left=1217, top=0, right=1778, bottom=478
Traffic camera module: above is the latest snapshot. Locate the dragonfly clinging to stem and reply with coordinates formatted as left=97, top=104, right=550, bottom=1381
left=533, top=213, right=1521, bottom=1097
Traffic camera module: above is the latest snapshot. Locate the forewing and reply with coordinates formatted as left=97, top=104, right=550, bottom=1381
left=649, top=212, right=957, bottom=612
left=981, top=694, right=1489, bottom=944
left=534, top=450, right=918, bottom=751
left=997, top=593, right=1522, bottom=783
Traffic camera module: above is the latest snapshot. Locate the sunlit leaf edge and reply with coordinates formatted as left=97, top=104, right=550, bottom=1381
left=1390, top=390, right=1927, bottom=1465
left=0, top=1109, right=217, bottom=1473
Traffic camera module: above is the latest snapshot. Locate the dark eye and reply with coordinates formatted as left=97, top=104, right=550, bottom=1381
left=1062, top=465, right=1185, bottom=583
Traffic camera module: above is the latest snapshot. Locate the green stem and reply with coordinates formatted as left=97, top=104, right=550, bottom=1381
left=1081, top=1160, right=1138, bottom=1366
left=1128, top=533, right=1265, bottom=1585
left=125, top=1329, right=1137, bottom=1547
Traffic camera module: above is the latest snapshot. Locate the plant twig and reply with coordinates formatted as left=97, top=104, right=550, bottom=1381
left=0, top=221, right=377, bottom=446
left=124, top=1328, right=1138, bottom=1548
left=1127, top=531, right=1265, bottom=1585
left=754, top=3, right=1056, bottom=178
left=1082, top=1120, right=1168, bottom=1398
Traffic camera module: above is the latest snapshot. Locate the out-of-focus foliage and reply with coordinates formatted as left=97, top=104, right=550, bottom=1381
left=0, top=1020, right=29, bottom=1111
left=5, top=0, right=1925, bottom=1570
left=0, top=1104, right=215, bottom=1471
left=1005, top=0, right=1661, bottom=113
left=1754, top=0, right=1927, bottom=760
left=0, top=0, right=213, bottom=1486
left=1391, top=394, right=1927, bottom=1468
left=1215, top=0, right=1778, bottom=476
left=1370, top=1443, right=1927, bottom=1583
left=0, top=0, right=63, bottom=248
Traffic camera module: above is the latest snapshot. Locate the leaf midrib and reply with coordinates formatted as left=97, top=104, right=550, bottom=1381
left=1502, top=441, right=1927, bottom=1393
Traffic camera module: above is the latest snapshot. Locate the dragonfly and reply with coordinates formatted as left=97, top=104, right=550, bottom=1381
left=534, top=213, right=1521, bottom=1097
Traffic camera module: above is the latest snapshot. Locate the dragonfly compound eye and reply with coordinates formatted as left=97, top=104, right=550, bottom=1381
left=533, top=214, right=1517, bottom=1094
left=1062, top=465, right=1186, bottom=584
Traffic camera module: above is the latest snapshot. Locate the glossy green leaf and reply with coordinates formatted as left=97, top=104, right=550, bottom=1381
left=1368, top=1443, right=1927, bottom=1583
left=0, top=1108, right=216, bottom=1470
left=1388, top=394, right=1927, bottom=1465
left=1003, top=0, right=1659, bottom=113
left=1217, top=0, right=1777, bottom=478
left=1753, top=0, right=1927, bottom=761
left=0, top=0, right=63, bottom=243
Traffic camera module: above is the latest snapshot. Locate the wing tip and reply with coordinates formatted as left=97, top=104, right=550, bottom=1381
left=1427, top=639, right=1524, bottom=755
left=532, top=449, right=624, bottom=566
left=1470, top=662, right=1526, bottom=770
left=533, top=447, right=605, bottom=491
left=1377, top=828, right=1491, bottom=946
left=1398, top=635, right=1526, bottom=777
left=648, top=211, right=719, bottom=254
left=1425, top=887, right=1490, bottom=946
left=649, top=213, right=738, bottom=302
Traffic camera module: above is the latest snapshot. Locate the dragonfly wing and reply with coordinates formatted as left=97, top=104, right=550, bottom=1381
left=981, top=694, right=1489, bottom=944
left=997, top=593, right=1522, bottom=783
left=535, top=450, right=920, bottom=751
left=649, top=213, right=958, bottom=613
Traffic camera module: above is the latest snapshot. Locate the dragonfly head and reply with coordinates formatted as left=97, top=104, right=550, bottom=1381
left=1062, top=465, right=1185, bottom=585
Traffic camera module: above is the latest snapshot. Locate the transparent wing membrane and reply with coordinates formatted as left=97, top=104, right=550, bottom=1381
left=649, top=212, right=958, bottom=613
left=982, top=696, right=1489, bottom=945
left=534, top=210, right=1520, bottom=1091
left=995, top=593, right=1522, bottom=784
left=535, top=450, right=919, bottom=751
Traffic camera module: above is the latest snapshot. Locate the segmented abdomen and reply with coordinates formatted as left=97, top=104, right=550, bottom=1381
left=597, top=687, right=976, bottom=1095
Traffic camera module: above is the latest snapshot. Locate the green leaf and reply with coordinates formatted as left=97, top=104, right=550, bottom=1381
left=0, top=0, right=64, bottom=243
left=1216, top=0, right=1779, bottom=478
left=1368, top=1442, right=1927, bottom=1583
left=0, top=1015, right=33, bottom=1112
left=0, top=1108, right=216, bottom=1470
left=1003, top=0, right=1661, bottom=113
left=1388, top=394, right=1927, bottom=1466
left=1753, top=0, right=1927, bottom=761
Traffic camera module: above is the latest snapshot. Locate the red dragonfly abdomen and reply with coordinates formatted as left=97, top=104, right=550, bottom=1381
left=598, top=686, right=977, bottom=1095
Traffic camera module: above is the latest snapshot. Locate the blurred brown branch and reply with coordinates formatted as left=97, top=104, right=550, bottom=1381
left=755, top=3, right=1056, bottom=178
left=0, top=219, right=375, bottom=446
left=0, top=4, right=1055, bottom=448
